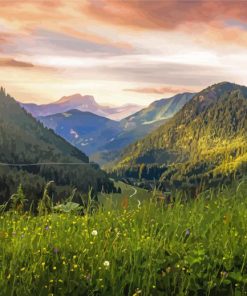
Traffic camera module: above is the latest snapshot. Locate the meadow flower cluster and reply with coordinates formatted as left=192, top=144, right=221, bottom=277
left=0, top=181, right=247, bottom=295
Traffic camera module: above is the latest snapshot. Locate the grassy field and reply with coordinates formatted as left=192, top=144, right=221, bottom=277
left=1, top=179, right=247, bottom=295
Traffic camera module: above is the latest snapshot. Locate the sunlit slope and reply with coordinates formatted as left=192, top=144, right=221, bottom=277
left=116, top=82, right=247, bottom=180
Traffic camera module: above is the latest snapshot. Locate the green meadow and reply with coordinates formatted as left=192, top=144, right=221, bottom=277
left=1, top=179, right=247, bottom=295
left=98, top=180, right=151, bottom=210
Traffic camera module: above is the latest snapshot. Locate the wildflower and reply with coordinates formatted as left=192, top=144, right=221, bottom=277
left=74, top=264, right=78, bottom=269
left=53, top=247, right=59, bottom=254
left=41, top=262, right=45, bottom=267
left=133, top=289, right=142, bottom=295
left=53, top=266, right=56, bottom=270
left=45, top=226, right=49, bottom=231
left=184, top=228, right=190, bottom=242
left=185, top=228, right=190, bottom=237
left=103, top=261, right=110, bottom=268
left=91, top=230, right=98, bottom=236
left=220, top=271, right=228, bottom=278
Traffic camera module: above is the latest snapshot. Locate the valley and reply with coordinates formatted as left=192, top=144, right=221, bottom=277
left=1, top=1, right=247, bottom=295
left=0, top=87, right=115, bottom=206
left=34, top=92, right=196, bottom=165
left=1, top=77, right=247, bottom=296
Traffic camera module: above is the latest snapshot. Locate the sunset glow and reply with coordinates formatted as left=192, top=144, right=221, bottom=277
left=1, top=0, right=247, bottom=105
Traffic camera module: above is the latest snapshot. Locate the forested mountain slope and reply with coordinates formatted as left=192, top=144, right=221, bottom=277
left=0, top=87, right=114, bottom=204
left=115, top=82, right=247, bottom=190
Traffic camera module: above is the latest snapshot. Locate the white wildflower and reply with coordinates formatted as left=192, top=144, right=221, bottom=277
left=91, top=230, right=98, bottom=236
left=103, top=261, right=110, bottom=268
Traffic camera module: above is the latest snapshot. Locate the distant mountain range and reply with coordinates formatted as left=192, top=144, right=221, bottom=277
left=20, top=94, right=142, bottom=121
left=38, top=110, right=122, bottom=156
left=115, top=82, right=247, bottom=191
left=0, top=87, right=115, bottom=204
left=38, top=92, right=194, bottom=165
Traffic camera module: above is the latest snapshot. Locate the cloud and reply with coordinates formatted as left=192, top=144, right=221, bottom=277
left=0, top=1, right=133, bottom=54
left=0, top=32, right=15, bottom=50
left=124, top=86, right=193, bottom=95
left=0, top=58, right=34, bottom=68
left=84, top=0, right=247, bottom=30
left=92, top=62, right=229, bottom=86
left=0, top=0, right=63, bottom=8
left=32, top=29, right=131, bottom=56
left=202, top=24, right=247, bottom=47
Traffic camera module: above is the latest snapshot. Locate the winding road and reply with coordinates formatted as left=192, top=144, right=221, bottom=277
left=129, top=187, right=137, bottom=198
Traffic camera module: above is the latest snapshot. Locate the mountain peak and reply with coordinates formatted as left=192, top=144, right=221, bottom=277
left=57, top=94, right=97, bottom=105
left=186, top=81, right=247, bottom=110
left=202, top=81, right=244, bottom=94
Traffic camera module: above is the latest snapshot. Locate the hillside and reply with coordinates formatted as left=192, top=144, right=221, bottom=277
left=38, top=110, right=122, bottom=155
left=38, top=93, right=194, bottom=165
left=0, top=87, right=114, bottom=204
left=91, top=93, right=195, bottom=165
left=115, top=82, right=247, bottom=190
left=121, top=92, right=194, bottom=127
left=20, top=94, right=142, bottom=120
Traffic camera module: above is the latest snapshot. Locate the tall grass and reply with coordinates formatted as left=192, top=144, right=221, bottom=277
left=0, top=180, right=247, bottom=295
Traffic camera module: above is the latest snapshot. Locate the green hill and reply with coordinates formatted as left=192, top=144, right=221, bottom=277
left=114, top=82, right=247, bottom=190
left=0, top=87, right=114, bottom=204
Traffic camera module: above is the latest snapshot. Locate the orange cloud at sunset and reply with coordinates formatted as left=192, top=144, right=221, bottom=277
left=0, top=0, right=246, bottom=106
left=84, top=0, right=247, bottom=30
left=0, top=58, right=34, bottom=68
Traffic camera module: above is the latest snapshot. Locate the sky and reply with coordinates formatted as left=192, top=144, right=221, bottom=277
left=0, top=0, right=247, bottom=106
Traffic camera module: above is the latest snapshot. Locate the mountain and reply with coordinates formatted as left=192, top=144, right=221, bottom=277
left=37, top=92, right=195, bottom=165
left=20, top=94, right=142, bottom=120
left=38, top=110, right=122, bottom=155
left=93, top=93, right=195, bottom=165
left=114, top=82, right=247, bottom=191
left=121, top=92, right=195, bottom=128
left=0, top=87, right=115, bottom=205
